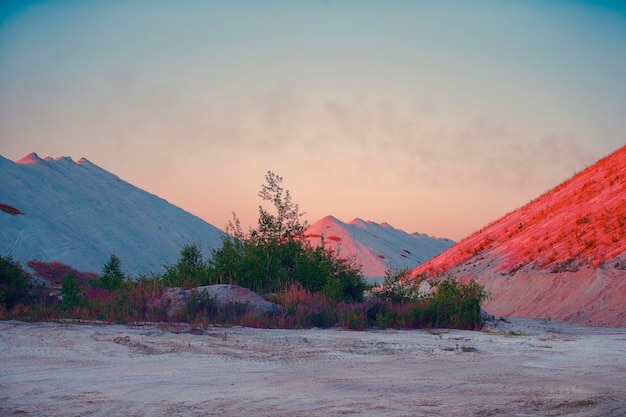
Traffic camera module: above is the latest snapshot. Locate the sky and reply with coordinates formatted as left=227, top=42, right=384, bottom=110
left=1, top=0, right=625, bottom=241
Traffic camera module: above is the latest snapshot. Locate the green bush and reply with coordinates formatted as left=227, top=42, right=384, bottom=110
left=377, top=268, right=423, bottom=303
left=423, top=277, right=488, bottom=330
left=99, top=254, right=125, bottom=290
left=0, top=254, right=32, bottom=310
left=161, top=243, right=211, bottom=288
left=61, top=273, right=85, bottom=310
left=372, top=273, right=489, bottom=330
left=338, top=307, right=366, bottom=330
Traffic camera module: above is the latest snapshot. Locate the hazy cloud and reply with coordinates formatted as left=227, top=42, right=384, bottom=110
left=22, top=76, right=596, bottom=203
left=151, top=89, right=598, bottom=195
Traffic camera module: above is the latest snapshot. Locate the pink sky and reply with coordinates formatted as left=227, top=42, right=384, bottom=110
left=1, top=1, right=625, bottom=241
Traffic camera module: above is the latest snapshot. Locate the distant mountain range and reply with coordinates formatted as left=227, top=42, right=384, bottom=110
left=407, top=145, right=626, bottom=326
left=305, top=216, right=454, bottom=284
left=0, top=153, right=451, bottom=280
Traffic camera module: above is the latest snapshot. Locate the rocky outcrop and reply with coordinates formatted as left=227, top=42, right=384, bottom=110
left=150, top=284, right=281, bottom=318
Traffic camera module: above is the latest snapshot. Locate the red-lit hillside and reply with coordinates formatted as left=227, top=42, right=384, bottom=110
left=407, top=145, right=626, bottom=326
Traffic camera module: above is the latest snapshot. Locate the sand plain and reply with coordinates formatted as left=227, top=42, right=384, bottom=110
left=1, top=319, right=625, bottom=416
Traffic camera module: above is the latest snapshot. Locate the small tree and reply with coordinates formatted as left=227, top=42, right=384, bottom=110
left=253, top=171, right=308, bottom=244
left=162, top=243, right=209, bottom=287
left=100, top=254, right=125, bottom=290
left=177, top=244, right=204, bottom=278
left=208, top=235, right=245, bottom=285
left=321, top=253, right=366, bottom=302
left=61, top=272, right=84, bottom=309
left=0, top=255, right=31, bottom=309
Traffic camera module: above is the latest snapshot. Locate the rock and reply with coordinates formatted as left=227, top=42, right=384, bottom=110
left=195, top=285, right=281, bottom=313
left=150, top=284, right=282, bottom=318
left=418, top=280, right=432, bottom=295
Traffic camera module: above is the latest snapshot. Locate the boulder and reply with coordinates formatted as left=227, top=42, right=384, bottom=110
left=151, top=284, right=282, bottom=318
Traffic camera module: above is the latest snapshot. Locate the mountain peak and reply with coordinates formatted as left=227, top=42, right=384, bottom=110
left=43, top=156, right=74, bottom=163
left=76, top=157, right=93, bottom=166
left=314, top=215, right=345, bottom=227
left=349, top=218, right=370, bottom=227
left=320, top=215, right=340, bottom=222
left=16, top=153, right=44, bottom=164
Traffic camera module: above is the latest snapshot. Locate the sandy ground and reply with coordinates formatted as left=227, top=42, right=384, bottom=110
left=1, top=319, right=625, bottom=417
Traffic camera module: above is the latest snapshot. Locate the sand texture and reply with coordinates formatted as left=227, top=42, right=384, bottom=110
left=1, top=319, right=625, bottom=416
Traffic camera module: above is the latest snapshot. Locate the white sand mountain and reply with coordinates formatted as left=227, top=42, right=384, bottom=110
left=305, top=215, right=454, bottom=283
left=0, top=153, right=225, bottom=276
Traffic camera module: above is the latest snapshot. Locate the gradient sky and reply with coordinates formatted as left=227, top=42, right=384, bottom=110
left=1, top=1, right=625, bottom=241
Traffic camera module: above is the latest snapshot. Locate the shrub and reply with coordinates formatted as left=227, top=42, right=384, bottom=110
left=161, top=243, right=211, bottom=288
left=423, top=277, right=488, bottom=330
left=26, top=260, right=98, bottom=286
left=376, top=268, right=422, bottom=303
left=372, top=273, right=488, bottom=330
left=338, top=306, right=366, bottom=330
left=273, top=284, right=337, bottom=328
left=0, top=255, right=31, bottom=309
left=99, top=254, right=126, bottom=290
left=61, top=273, right=85, bottom=310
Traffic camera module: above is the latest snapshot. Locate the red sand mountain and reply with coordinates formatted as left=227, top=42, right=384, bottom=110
left=406, top=145, right=626, bottom=326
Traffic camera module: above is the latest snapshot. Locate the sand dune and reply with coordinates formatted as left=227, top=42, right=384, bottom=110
left=2, top=320, right=625, bottom=416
